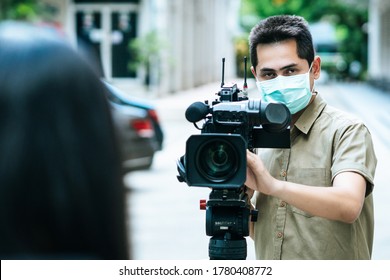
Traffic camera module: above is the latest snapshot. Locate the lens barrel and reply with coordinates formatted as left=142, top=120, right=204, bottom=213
left=185, top=134, right=246, bottom=188
left=197, top=138, right=238, bottom=183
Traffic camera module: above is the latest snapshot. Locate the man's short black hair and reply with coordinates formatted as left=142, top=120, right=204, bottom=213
left=249, top=15, right=315, bottom=70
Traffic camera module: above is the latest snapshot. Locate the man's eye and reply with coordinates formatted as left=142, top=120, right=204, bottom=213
left=285, top=69, right=297, bottom=75
left=261, top=72, right=276, bottom=79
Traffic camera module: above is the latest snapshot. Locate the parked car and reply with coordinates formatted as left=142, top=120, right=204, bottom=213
left=104, top=81, right=164, bottom=171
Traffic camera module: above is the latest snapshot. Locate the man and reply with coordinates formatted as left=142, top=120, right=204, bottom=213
left=245, top=15, right=377, bottom=259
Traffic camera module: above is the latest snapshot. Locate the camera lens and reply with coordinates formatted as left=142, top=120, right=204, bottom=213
left=197, top=139, right=238, bottom=182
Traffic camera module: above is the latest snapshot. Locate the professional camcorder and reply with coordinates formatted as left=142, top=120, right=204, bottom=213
left=176, top=58, right=291, bottom=259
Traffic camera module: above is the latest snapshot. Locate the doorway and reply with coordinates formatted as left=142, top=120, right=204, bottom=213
left=74, top=3, right=139, bottom=80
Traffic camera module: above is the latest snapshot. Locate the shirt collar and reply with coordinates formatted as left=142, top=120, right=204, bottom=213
left=294, top=94, right=326, bottom=135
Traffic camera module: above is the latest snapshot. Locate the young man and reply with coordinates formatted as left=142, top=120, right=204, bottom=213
left=245, top=15, right=377, bottom=259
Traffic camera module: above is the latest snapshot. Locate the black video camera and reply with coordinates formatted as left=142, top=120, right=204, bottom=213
left=176, top=58, right=291, bottom=259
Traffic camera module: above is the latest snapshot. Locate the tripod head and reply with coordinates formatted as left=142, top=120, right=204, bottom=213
left=203, top=186, right=258, bottom=259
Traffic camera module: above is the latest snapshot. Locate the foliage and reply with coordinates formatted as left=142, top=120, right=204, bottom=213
left=234, top=36, right=252, bottom=78
left=128, top=30, right=169, bottom=86
left=128, top=30, right=165, bottom=72
left=239, top=0, right=369, bottom=80
left=0, top=0, right=39, bottom=20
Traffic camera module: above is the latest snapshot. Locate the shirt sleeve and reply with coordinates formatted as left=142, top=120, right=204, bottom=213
left=331, top=122, right=377, bottom=196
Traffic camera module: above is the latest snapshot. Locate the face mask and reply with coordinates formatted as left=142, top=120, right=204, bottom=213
left=256, top=66, right=313, bottom=114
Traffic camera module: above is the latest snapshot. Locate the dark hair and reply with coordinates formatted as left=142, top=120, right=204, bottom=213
left=0, top=22, right=129, bottom=259
left=249, top=15, right=315, bottom=69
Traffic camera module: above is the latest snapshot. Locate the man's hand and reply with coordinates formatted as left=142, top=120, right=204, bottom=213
left=245, top=150, right=281, bottom=196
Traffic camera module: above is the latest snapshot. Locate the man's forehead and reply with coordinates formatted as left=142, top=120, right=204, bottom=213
left=255, top=40, right=306, bottom=70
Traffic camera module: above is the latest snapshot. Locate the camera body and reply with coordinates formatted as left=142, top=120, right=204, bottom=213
left=181, top=83, right=291, bottom=189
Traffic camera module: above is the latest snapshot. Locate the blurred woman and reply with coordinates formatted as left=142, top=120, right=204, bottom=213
left=0, top=21, right=129, bottom=259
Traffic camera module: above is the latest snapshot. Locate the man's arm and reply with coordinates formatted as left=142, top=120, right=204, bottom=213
left=246, top=150, right=367, bottom=224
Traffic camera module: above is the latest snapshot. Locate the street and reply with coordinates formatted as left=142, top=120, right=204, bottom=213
left=124, top=79, right=390, bottom=260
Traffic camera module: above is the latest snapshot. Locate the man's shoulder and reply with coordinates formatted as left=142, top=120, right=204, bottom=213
left=318, top=101, right=364, bottom=128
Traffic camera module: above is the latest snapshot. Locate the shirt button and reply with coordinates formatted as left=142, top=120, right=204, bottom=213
left=277, top=232, right=284, bottom=238
left=280, top=201, right=286, bottom=207
left=280, top=170, right=287, bottom=177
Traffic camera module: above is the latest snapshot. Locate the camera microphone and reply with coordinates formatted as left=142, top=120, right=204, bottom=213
left=185, top=101, right=209, bottom=123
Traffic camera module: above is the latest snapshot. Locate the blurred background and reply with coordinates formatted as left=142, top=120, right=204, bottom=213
left=2, top=0, right=389, bottom=91
left=1, top=0, right=389, bottom=260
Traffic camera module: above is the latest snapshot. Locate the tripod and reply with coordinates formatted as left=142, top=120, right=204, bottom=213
left=202, top=187, right=258, bottom=260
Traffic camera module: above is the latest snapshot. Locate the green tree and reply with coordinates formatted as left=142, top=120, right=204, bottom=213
left=128, top=30, right=170, bottom=87
left=0, top=0, right=38, bottom=21
left=239, top=0, right=368, bottom=80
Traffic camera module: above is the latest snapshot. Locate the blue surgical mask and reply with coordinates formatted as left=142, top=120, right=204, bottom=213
left=256, top=66, right=313, bottom=114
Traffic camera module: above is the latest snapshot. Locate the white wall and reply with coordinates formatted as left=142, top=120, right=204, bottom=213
left=146, top=0, right=241, bottom=93
left=369, top=0, right=390, bottom=82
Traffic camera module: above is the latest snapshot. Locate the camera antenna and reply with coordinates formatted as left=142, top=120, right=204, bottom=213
left=243, top=56, right=248, bottom=97
left=220, top=57, right=225, bottom=88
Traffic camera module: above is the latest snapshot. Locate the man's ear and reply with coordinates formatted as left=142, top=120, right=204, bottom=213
left=312, top=55, right=321, bottom=80
left=251, top=66, right=257, bottom=78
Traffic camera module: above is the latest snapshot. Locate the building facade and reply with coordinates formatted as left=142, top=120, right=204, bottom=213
left=39, top=0, right=240, bottom=95
left=369, top=0, right=390, bottom=89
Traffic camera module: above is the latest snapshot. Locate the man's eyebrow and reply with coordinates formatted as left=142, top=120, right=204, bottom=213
left=280, top=63, right=299, bottom=70
left=259, top=63, right=299, bottom=72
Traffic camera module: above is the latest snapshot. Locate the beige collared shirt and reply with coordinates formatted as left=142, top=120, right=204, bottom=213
left=253, top=94, right=377, bottom=259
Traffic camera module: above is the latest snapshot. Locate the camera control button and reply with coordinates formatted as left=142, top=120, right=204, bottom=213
left=200, top=199, right=207, bottom=210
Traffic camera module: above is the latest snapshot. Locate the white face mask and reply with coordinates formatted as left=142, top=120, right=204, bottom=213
left=256, top=65, right=314, bottom=114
